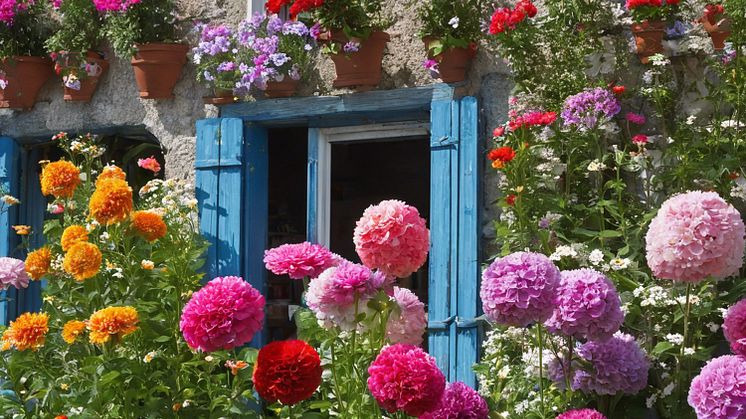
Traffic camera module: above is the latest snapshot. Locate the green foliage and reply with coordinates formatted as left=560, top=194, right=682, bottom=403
left=0, top=1, right=53, bottom=59
left=45, top=0, right=102, bottom=57
left=308, top=0, right=388, bottom=39
left=103, top=0, right=180, bottom=58
left=417, top=0, right=488, bottom=51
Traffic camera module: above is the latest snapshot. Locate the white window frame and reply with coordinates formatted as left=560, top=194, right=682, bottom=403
left=247, top=0, right=265, bottom=17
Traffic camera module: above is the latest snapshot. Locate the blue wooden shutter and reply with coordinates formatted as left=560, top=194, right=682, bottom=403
left=195, top=119, right=221, bottom=280
left=0, top=137, right=20, bottom=325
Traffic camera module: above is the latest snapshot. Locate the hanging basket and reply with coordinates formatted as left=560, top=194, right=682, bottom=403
left=63, top=51, right=110, bottom=102
left=631, top=20, right=665, bottom=64
left=328, top=31, right=390, bottom=91
left=0, top=56, right=53, bottom=110
left=265, top=78, right=299, bottom=98
left=131, top=43, right=189, bottom=100
left=702, top=15, right=731, bottom=51
left=423, top=37, right=477, bottom=84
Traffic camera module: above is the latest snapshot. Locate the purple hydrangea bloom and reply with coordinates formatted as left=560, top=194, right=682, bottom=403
left=545, top=269, right=624, bottom=341
left=561, top=87, right=621, bottom=130
left=688, top=355, right=746, bottom=419
left=324, top=261, right=387, bottom=305
left=480, top=252, right=560, bottom=327
left=420, top=381, right=489, bottom=419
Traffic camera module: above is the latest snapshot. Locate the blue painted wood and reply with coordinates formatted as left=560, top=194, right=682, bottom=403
left=0, top=137, right=20, bottom=325
left=306, top=129, right=320, bottom=243
left=195, top=119, right=221, bottom=280
left=456, top=97, right=480, bottom=387
left=216, top=119, right=244, bottom=277
left=243, top=124, right=269, bottom=347
left=18, top=147, right=45, bottom=316
left=448, top=99, right=462, bottom=382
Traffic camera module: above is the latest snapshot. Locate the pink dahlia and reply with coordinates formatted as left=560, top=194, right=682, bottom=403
left=353, top=200, right=430, bottom=278
left=386, top=287, right=427, bottom=346
left=557, top=408, right=607, bottom=419
left=0, top=257, right=29, bottom=290
left=688, top=355, right=746, bottom=419
left=305, top=265, right=380, bottom=330
left=724, top=299, right=746, bottom=357
left=545, top=269, right=624, bottom=341
left=420, top=381, right=489, bottom=419
left=480, top=252, right=560, bottom=327
left=263, top=242, right=338, bottom=280
left=179, top=276, right=265, bottom=352
left=367, top=344, right=445, bottom=417
left=645, top=191, right=745, bottom=282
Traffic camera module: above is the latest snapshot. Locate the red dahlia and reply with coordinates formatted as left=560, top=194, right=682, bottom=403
left=252, top=340, right=322, bottom=405
left=489, top=146, right=517, bottom=169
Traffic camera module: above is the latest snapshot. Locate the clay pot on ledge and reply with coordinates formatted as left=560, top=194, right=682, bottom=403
left=63, top=51, right=109, bottom=102
left=131, top=43, right=189, bottom=99
left=423, top=37, right=477, bottom=83
left=631, top=20, right=665, bottom=64
left=264, top=77, right=299, bottom=98
left=0, top=56, right=53, bottom=110
left=203, top=88, right=237, bottom=105
left=701, top=15, right=731, bottom=50
left=327, top=31, right=390, bottom=91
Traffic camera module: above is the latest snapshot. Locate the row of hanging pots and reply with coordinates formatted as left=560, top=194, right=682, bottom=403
left=632, top=15, right=731, bottom=63
left=0, top=43, right=188, bottom=110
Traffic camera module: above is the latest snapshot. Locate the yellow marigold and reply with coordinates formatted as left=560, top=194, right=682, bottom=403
left=61, top=225, right=89, bottom=252
left=63, top=242, right=102, bottom=281
left=89, top=178, right=133, bottom=225
left=87, top=306, right=139, bottom=345
left=1, top=312, right=49, bottom=351
left=40, top=160, right=80, bottom=198
left=61, top=320, right=87, bottom=344
left=131, top=211, right=167, bottom=242
left=25, top=247, right=52, bottom=280
left=96, top=165, right=126, bottom=187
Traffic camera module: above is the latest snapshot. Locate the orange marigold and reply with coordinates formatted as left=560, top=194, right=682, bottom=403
left=61, top=320, right=87, bottom=344
left=40, top=161, right=80, bottom=198
left=25, top=247, right=52, bottom=280
left=63, top=242, right=102, bottom=281
left=87, top=306, right=139, bottom=345
left=131, top=211, right=167, bottom=242
left=96, top=165, right=126, bottom=187
left=1, top=312, right=49, bottom=351
left=61, top=225, right=89, bottom=252
left=89, top=178, right=133, bottom=225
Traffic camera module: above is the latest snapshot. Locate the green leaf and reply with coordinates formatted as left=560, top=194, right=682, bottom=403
left=652, top=341, right=676, bottom=356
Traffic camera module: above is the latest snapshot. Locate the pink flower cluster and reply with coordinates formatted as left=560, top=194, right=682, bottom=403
left=645, top=191, right=745, bottom=282
left=263, top=242, right=338, bottom=280
left=92, top=0, right=141, bottom=12
left=386, top=287, right=427, bottom=346
left=545, top=269, right=624, bottom=342
left=626, top=112, right=646, bottom=125
left=179, top=276, right=265, bottom=352
left=354, top=200, right=430, bottom=278
left=0, top=0, right=33, bottom=25
left=508, top=110, right=557, bottom=131
left=367, top=344, right=445, bottom=417
left=0, top=257, right=30, bottom=290
left=688, top=355, right=746, bottom=419
left=137, top=156, right=161, bottom=174
left=556, top=409, right=607, bottom=419
left=420, top=381, right=489, bottom=419
left=724, top=299, right=746, bottom=357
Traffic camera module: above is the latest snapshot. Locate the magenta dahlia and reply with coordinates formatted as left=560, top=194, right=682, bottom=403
left=480, top=252, right=560, bottom=327
left=367, top=344, right=445, bottom=417
left=179, top=276, right=265, bottom=352
left=353, top=200, right=430, bottom=278
left=0, top=257, right=29, bottom=290
left=688, top=355, right=746, bottom=419
left=557, top=408, right=607, bottom=419
left=645, top=191, right=745, bottom=282
left=386, top=287, right=427, bottom=346
left=420, top=381, right=489, bottom=419
left=263, top=241, right=339, bottom=280
left=724, top=299, right=746, bottom=357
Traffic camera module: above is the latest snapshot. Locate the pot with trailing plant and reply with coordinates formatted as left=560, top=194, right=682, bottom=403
left=0, top=0, right=54, bottom=110
left=701, top=3, right=730, bottom=50
left=193, top=23, right=239, bottom=105
left=47, top=0, right=108, bottom=102
left=100, top=0, right=188, bottom=99
left=626, top=0, right=679, bottom=64
left=266, top=0, right=389, bottom=91
left=418, top=0, right=486, bottom=83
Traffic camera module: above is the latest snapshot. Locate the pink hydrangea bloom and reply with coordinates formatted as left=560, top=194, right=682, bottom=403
left=688, top=355, right=746, bottom=419
left=367, top=344, right=445, bottom=417
left=386, top=287, right=427, bottom=346
left=353, top=200, right=430, bottom=278
left=263, top=242, right=338, bottom=280
left=480, top=252, right=560, bottom=327
left=724, top=299, right=746, bottom=357
left=92, top=0, right=141, bottom=12
left=305, top=266, right=375, bottom=331
left=645, top=191, right=745, bottom=282
left=420, top=381, right=489, bottom=419
left=545, top=268, right=624, bottom=341
left=0, top=257, right=29, bottom=290
left=556, top=408, right=606, bottom=419
left=179, top=276, right=265, bottom=352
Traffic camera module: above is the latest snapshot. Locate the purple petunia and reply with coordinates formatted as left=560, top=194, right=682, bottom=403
left=561, top=87, right=621, bottom=130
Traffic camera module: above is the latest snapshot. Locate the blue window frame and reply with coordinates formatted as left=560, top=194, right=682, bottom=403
left=196, top=85, right=483, bottom=386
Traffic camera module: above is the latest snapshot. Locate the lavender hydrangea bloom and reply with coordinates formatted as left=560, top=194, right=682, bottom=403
left=420, top=381, right=489, bottom=419
left=480, top=252, right=560, bottom=327
left=0, top=257, right=29, bottom=290
left=545, top=269, right=624, bottom=341
left=688, top=355, right=746, bottom=419
left=561, top=87, right=621, bottom=130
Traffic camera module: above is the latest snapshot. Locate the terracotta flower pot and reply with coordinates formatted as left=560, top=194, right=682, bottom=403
left=0, top=56, right=53, bottom=110
left=265, top=78, right=299, bottom=98
left=423, top=37, right=477, bottom=83
left=63, top=51, right=109, bottom=102
left=328, top=31, right=389, bottom=91
left=702, top=16, right=731, bottom=50
left=131, top=43, right=189, bottom=99
left=203, top=88, right=237, bottom=105
left=631, top=20, right=665, bottom=64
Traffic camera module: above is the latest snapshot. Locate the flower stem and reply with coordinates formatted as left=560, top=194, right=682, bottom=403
left=536, top=323, right=546, bottom=417
left=677, top=283, right=693, bottom=402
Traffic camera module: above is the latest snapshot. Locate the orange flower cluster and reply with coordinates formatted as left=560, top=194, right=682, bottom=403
left=61, top=225, right=89, bottom=252
left=1, top=312, right=49, bottom=351
left=131, top=211, right=167, bottom=242
left=40, top=161, right=80, bottom=198
left=89, top=178, right=133, bottom=225
left=25, top=247, right=52, bottom=280
left=12, top=225, right=31, bottom=235
left=87, top=306, right=139, bottom=345
left=61, top=320, right=87, bottom=344
left=63, top=242, right=102, bottom=281
left=96, top=165, right=127, bottom=186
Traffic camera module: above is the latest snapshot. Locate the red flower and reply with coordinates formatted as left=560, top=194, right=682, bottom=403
left=489, top=146, right=517, bottom=169
left=612, top=85, right=626, bottom=96
left=625, top=0, right=662, bottom=9
left=508, top=111, right=556, bottom=131
left=289, top=0, right=324, bottom=17
left=265, top=0, right=291, bottom=13
left=493, top=126, right=506, bottom=138
left=728, top=172, right=740, bottom=180
left=666, top=0, right=680, bottom=5
left=506, top=194, right=517, bottom=206
left=55, top=416, right=68, bottom=419
left=704, top=3, right=725, bottom=22
left=253, top=340, right=322, bottom=405
left=515, top=0, right=537, bottom=17
left=489, top=8, right=511, bottom=34
left=632, top=134, right=649, bottom=145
